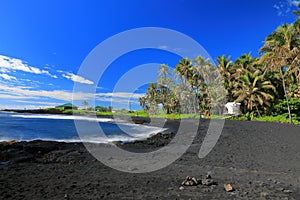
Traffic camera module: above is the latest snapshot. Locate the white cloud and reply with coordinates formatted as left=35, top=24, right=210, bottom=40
left=274, top=0, right=300, bottom=16
left=0, top=94, right=36, bottom=99
left=96, top=97, right=129, bottom=103
left=0, top=81, right=146, bottom=109
left=95, top=92, right=144, bottom=99
left=0, top=73, right=17, bottom=80
left=13, top=100, right=59, bottom=106
left=0, top=55, right=56, bottom=78
left=95, top=92, right=145, bottom=104
left=0, top=55, right=141, bottom=108
left=158, top=45, right=168, bottom=50
left=273, top=4, right=280, bottom=10
left=0, top=68, right=9, bottom=73
left=290, top=0, right=300, bottom=6
left=0, top=104, right=50, bottom=110
left=62, top=72, right=94, bottom=85
left=158, top=45, right=183, bottom=52
left=0, top=84, right=93, bottom=101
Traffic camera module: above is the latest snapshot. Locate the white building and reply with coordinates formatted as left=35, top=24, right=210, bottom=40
left=225, top=102, right=241, bottom=115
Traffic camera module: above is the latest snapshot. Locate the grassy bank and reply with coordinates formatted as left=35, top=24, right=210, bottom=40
left=228, top=115, right=300, bottom=124
left=7, top=107, right=300, bottom=124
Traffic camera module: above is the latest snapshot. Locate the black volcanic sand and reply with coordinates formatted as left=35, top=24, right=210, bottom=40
left=1, top=119, right=300, bottom=199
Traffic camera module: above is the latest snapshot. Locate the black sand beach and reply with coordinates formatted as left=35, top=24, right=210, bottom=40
left=1, top=119, right=300, bottom=199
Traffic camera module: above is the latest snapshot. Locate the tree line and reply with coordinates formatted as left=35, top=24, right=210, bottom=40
left=139, top=4, right=300, bottom=123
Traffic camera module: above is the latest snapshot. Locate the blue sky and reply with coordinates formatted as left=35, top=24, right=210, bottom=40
left=0, top=0, right=299, bottom=110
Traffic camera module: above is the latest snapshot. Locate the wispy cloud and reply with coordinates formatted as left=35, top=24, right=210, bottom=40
left=61, top=72, right=94, bottom=85
left=158, top=45, right=182, bottom=52
left=0, top=55, right=57, bottom=78
left=95, top=92, right=144, bottom=99
left=0, top=73, right=17, bottom=80
left=0, top=104, right=50, bottom=110
left=274, top=0, right=300, bottom=16
left=0, top=94, right=36, bottom=99
left=0, top=84, right=93, bottom=101
left=0, top=54, right=143, bottom=108
left=0, top=82, right=143, bottom=105
left=158, top=45, right=168, bottom=50
left=13, top=100, right=59, bottom=106
left=95, top=92, right=144, bottom=104
left=0, top=68, right=9, bottom=73
left=290, top=0, right=300, bottom=6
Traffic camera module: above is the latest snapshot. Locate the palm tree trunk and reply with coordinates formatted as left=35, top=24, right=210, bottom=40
left=255, top=105, right=261, bottom=118
left=279, top=68, right=293, bottom=124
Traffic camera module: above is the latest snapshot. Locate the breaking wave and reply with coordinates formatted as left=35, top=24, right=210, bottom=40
left=0, top=113, right=167, bottom=144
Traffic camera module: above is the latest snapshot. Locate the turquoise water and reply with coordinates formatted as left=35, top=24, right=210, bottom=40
left=0, top=112, right=165, bottom=143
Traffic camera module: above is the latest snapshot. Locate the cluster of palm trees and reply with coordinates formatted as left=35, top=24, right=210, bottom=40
left=139, top=5, right=300, bottom=123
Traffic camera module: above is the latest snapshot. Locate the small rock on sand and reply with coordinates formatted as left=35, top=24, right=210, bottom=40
left=224, top=184, right=234, bottom=192
left=181, top=176, right=198, bottom=186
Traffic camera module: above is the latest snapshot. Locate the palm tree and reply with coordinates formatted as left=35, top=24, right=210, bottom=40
left=293, top=3, right=300, bottom=18
left=157, top=64, right=175, bottom=114
left=216, top=55, right=233, bottom=78
left=138, top=96, right=148, bottom=111
left=82, top=100, right=89, bottom=110
left=233, top=53, right=258, bottom=76
left=158, top=64, right=170, bottom=83
left=174, top=58, right=197, bottom=113
left=216, top=55, right=235, bottom=101
left=260, top=23, right=300, bottom=123
left=174, top=58, right=194, bottom=84
left=233, top=70, right=276, bottom=117
left=193, top=56, right=210, bottom=86
left=146, top=83, right=160, bottom=114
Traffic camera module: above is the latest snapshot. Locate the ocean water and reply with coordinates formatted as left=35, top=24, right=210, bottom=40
left=0, top=112, right=166, bottom=143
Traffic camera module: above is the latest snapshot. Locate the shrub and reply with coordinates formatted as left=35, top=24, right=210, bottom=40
left=273, top=98, right=300, bottom=118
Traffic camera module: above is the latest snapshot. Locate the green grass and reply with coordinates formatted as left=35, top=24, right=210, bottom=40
left=45, top=107, right=64, bottom=112
left=252, top=115, right=300, bottom=124
left=96, top=111, right=113, bottom=115
left=94, top=110, right=227, bottom=119
left=94, top=110, right=203, bottom=119
left=227, top=114, right=300, bottom=124
left=63, top=109, right=88, bottom=115
left=44, top=108, right=300, bottom=124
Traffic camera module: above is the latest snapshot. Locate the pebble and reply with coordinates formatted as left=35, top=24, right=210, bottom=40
left=260, top=192, right=268, bottom=198
left=224, top=184, right=234, bottom=192
left=277, top=187, right=285, bottom=191
left=205, top=174, right=212, bottom=179
left=179, top=186, right=184, bottom=190
left=202, top=178, right=215, bottom=186
left=200, top=172, right=216, bottom=186
left=283, top=189, right=292, bottom=193
left=181, top=176, right=198, bottom=186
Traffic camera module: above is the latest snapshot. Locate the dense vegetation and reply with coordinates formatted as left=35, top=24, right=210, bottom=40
left=139, top=5, right=300, bottom=123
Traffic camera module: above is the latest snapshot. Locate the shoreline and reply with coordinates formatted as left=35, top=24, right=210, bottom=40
left=0, top=110, right=179, bottom=145
left=0, top=109, right=153, bottom=125
left=2, top=109, right=299, bottom=126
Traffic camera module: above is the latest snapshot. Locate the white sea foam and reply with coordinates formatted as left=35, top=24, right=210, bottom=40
left=117, top=123, right=168, bottom=138
left=0, top=131, right=161, bottom=144
left=2, top=113, right=168, bottom=144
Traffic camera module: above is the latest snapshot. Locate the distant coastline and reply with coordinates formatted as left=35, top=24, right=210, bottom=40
left=0, top=109, right=153, bottom=125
